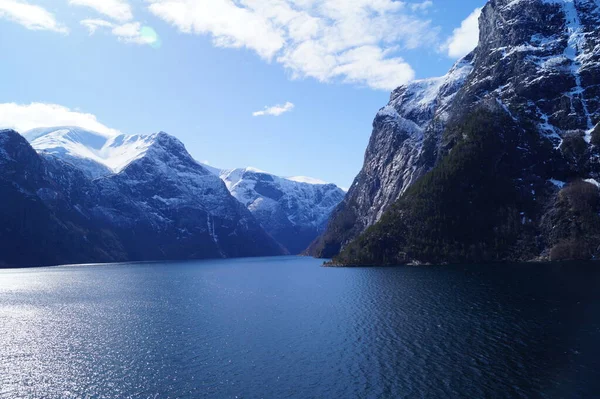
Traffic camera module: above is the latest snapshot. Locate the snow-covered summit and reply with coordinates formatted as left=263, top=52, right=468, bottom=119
left=23, top=127, right=176, bottom=178
left=384, top=55, right=474, bottom=128
left=209, top=166, right=345, bottom=254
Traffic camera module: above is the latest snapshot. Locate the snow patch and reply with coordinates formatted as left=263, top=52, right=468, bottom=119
left=24, top=127, right=175, bottom=177
left=584, top=178, right=600, bottom=188
left=286, top=176, right=329, bottom=185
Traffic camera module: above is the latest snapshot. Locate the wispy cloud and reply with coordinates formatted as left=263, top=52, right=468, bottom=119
left=69, top=0, right=133, bottom=22
left=72, top=0, right=159, bottom=47
left=253, top=102, right=295, bottom=117
left=411, top=1, right=433, bottom=12
left=81, top=19, right=160, bottom=46
left=80, top=18, right=113, bottom=34
left=147, top=0, right=441, bottom=91
left=444, top=7, right=482, bottom=59
left=0, top=0, right=68, bottom=33
left=0, top=103, right=120, bottom=137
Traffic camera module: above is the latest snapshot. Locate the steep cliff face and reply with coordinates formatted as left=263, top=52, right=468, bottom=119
left=313, top=0, right=600, bottom=264
left=308, top=56, right=475, bottom=257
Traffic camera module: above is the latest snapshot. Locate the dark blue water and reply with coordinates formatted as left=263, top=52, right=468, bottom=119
left=1, top=257, right=599, bottom=398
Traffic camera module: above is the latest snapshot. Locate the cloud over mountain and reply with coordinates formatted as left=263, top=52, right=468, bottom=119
left=147, top=0, right=439, bottom=90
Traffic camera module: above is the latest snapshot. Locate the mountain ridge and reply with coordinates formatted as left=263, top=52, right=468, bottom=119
left=5, top=126, right=344, bottom=263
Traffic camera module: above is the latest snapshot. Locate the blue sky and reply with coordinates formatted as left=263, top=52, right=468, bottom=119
left=0, top=0, right=485, bottom=188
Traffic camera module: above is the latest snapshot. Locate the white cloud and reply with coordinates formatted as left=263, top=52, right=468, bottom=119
left=112, top=22, right=159, bottom=45
left=147, top=0, right=440, bottom=90
left=411, top=1, right=433, bottom=12
left=69, top=0, right=133, bottom=22
left=80, top=18, right=113, bottom=34
left=148, top=0, right=284, bottom=59
left=253, top=102, right=295, bottom=117
left=0, top=0, right=68, bottom=33
left=81, top=19, right=160, bottom=46
left=74, top=0, right=160, bottom=47
left=0, top=103, right=120, bottom=137
left=445, top=7, right=482, bottom=59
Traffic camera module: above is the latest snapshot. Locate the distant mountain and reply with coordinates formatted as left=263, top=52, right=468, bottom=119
left=2, top=124, right=343, bottom=265
left=0, top=128, right=285, bottom=267
left=312, top=0, right=600, bottom=265
left=208, top=167, right=345, bottom=254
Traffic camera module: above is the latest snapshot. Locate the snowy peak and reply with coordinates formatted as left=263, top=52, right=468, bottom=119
left=119, top=131, right=208, bottom=174
left=24, top=125, right=115, bottom=143
left=102, top=133, right=157, bottom=171
left=384, top=54, right=474, bottom=129
left=215, top=166, right=345, bottom=254
left=22, top=127, right=204, bottom=179
left=336, top=54, right=475, bottom=237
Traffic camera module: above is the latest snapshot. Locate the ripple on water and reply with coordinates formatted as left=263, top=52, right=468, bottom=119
left=1, top=258, right=600, bottom=398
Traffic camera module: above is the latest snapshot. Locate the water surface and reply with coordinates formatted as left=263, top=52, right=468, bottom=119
left=1, top=257, right=599, bottom=398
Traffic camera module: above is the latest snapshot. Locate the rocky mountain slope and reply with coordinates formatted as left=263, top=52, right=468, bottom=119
left=22, top=126, right=345, bottom=256
left=214, top=167, right=345, bottom=254
left=0, top=129, right=285, bottom=267
left=312, top=0, right=600, bottom=265
left=0, top=129, right=125, bottom=267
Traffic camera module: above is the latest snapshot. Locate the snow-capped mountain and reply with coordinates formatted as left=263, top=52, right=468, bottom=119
left=3, top=124, right=343, bottom=265
left=209, top=167, right=345, bottom=254
left=88, top=132, right=286, bottom=260
left=23, top=126, right=344, bottom=255
left=313, top=0, right=600, bottom=264
left=24, top=126, right=164, bottom=178
left=0, top=128, right=285, bottom=267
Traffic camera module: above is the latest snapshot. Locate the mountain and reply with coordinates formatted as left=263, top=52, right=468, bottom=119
left=0, top=128, right=285, bottom=267
left=21, top=126, right=344, bottom=256
left=0, top=129, right=126, bottom=267
left=213, top=167, right=345, bottom=254
left=311, top=0, right=600, bottom=265
left=88, top=132, right=286, bottom=260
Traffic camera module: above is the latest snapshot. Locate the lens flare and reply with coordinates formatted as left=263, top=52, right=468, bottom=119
left=140, top=26, right=161, bottom=48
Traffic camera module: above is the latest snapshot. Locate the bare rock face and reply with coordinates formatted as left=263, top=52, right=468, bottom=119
left=308, top=57, right=475, bottom=258
left=312, top=0, right=600, bottom=263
